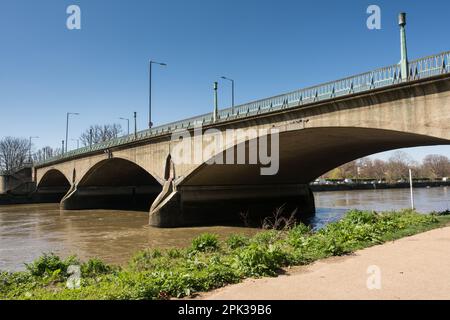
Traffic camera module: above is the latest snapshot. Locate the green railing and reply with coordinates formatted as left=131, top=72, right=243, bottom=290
left=35, top=50, right=450, bottom=167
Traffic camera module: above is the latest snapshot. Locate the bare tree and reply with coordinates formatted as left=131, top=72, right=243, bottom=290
left=422, top=154, right=450, bottom=179
left=370, top=159, right=387, bottom=181
left=33, top=146, right=62, bottom=163
left=385, top=151, right=414, bottom=182
left=322, top=151, right=450, bottom=182
left=0, top=137, right=30, bottom=172
left=80, top=124, right=122, bottom=146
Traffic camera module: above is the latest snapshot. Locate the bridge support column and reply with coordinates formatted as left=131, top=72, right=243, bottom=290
left=149, top=184, right=315, bottom=227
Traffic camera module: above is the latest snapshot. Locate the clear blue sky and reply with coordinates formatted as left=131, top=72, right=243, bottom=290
left=1, top=0, right=449, bottom=161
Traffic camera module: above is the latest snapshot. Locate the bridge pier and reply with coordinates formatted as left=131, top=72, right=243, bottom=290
left=149, top=183, right=315, bottom=227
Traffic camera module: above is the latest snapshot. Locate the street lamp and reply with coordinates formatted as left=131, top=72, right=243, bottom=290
left=65, top=112, right=79, bottom=153
left=119, top=117, right=130, bottom=135
left=221, top=76, right=235, bottom=114
left=149, top=60, right=167, bottom=129
left=29, top=136, right=39, bottom=162
left=134, top=112, right=137, bottom=138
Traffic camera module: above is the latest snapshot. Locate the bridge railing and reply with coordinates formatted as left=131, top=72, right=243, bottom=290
left=35, top=50, right=450, bottom=166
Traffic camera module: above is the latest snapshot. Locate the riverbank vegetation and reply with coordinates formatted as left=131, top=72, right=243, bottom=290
left=1, top=209, right=450, bottom=300
left=325, top=151, right=450, bottom=181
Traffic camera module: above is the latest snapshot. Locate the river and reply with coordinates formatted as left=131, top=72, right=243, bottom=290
left=0, top=187, right=448, bottom=271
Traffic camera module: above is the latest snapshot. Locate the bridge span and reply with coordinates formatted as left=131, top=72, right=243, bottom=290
left=33, top=51, right=450, bottom=227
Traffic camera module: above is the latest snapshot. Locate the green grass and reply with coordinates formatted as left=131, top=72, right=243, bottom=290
left=1, top=209, right=450, bottom=300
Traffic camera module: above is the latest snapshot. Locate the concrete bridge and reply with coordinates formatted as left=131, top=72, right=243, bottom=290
left=33, top=51, right=450, bottom=227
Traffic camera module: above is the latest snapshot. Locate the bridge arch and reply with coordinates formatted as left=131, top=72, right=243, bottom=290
left=61, top=157, right=163, bottom=211
left=37, top=169, right=71, bottom=189
left=36, top=169, right=71, bottom=202
left=181, top=127, right=450, bottom=186
left=77, top=157, right=161, bottom=188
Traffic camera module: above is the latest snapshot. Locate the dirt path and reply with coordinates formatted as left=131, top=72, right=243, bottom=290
left=198, top=226, right=450, bottom=300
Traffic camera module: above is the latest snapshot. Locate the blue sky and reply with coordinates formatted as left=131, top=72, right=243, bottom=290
left=0, top=0, right=449, bottom=161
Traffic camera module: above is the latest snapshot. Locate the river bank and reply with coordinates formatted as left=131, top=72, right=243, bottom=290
left=1, top=209, right=449, bottom=300
left=310, top=180, right=450, bottom=192
left=199, top=225, right=450, bottom=300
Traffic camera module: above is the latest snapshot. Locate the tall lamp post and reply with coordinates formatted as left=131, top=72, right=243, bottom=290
left=134, top=111, right=137, bottom=138
left=119, top=117, right=130, bottom=135
left=220, top=76, right=235, bottom=114
left=399, top=12, right=409, bottom=80
left=149, top=60, right=167, bottom=129
left=65, top=112, right=79, bottom=153
left=29, top=136, right=39, bottom=162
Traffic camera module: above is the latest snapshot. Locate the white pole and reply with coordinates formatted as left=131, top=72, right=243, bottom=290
left=409, top=168, right=415, bottom=209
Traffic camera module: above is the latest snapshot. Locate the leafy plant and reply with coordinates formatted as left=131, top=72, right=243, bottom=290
left=24, top=253, right=79, bottom=278
left=81, top=258, right=112, bottom=277
left=226, top=234, right=249, bottom=249
left=191, top=233, right=219, bottom=252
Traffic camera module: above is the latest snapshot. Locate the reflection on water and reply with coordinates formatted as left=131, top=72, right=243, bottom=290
left=0, top=187, right=448, bottom=271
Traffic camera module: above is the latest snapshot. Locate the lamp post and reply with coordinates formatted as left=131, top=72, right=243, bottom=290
left=89, top=128, right=93, bottom=150
left=29, top=136, right=39, bottom=162
left=220, top=76, right=235, bottom=114
left=134, top=111, right=137, bottom=138
left=65, top=112, right=79, bottom=153
left=119, top=117, right=130, bottom=135
left=213, top=81, right=218, bottom=122
left=149, top=60, right=167, bottom=128
left=399, top=12, right=409, bottom=80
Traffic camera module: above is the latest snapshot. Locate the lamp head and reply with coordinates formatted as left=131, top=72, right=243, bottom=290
left=398, top=12, right=406, bottom=27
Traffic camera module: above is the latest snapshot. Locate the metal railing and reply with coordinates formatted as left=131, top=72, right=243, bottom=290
left=35, top=50, right=450, bottom=167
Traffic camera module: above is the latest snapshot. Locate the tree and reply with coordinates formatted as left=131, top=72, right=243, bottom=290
left=0, top=137, right=30, bottom=172
left=421, top=154, right=450, bottom=179
left=321, top=151, right=450, bottom=182
left=33, top=146, right=62, bottom=163
left=79, top=124, right=122, bottom=146
left=370, top=159, right=387, bottom=181
left=385, top=151, right=415, bottom=182
left=324, top=160, right=358, bottom=179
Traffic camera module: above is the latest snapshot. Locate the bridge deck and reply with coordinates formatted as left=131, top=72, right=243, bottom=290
left=35, top=51, right=450, bottom=168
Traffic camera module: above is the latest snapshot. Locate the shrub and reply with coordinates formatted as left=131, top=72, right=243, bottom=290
left=191, top=233, right=219, bottom=252
left=166, top=248, right=183, bottom=259
left=226, top=234, right=249, bottom=250
left=251, top=230, right=280, bottom=245
left=343, top=210, right=378, bottom=225
left=233, top=243, right=288, bottom=277
left=81, top=258, right=112, bottom=277
left=129, top=249, right=165, bottom=271
left=287, top=223, right=311, bottom=247
left=25, top=253, right=79, bottom=278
